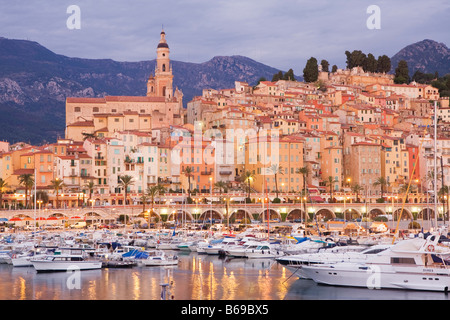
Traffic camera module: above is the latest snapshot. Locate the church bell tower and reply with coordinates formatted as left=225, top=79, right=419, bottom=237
left=147, top=29, right=174, bottom=100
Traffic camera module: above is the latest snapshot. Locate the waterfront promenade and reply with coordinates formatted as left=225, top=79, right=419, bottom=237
left=0, top=197, right=447, bottom=232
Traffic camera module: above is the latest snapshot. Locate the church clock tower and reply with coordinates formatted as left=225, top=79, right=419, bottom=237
left=147, top=29, right=174, bottom=100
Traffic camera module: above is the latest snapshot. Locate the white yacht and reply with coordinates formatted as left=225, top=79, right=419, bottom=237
left=204, top=237, right=240, bottom=255
left=225, top=241, right=261, bottom=258
left=276, top=244, right=391, bottom=279
left=244, top=243, right=284, bottom=259
left=301, top=234, right=450, bottom=292
left=31, top=248, right=102, bottom=272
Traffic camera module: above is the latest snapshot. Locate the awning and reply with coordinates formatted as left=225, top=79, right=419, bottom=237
left=310, top=195, right=325, bottom=202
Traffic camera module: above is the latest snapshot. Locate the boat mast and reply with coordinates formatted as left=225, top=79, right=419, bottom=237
left=434, top=100, right=438, bottom=229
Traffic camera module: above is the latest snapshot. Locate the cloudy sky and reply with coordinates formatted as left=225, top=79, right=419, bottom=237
left=1, top=0, right=450, bottom=73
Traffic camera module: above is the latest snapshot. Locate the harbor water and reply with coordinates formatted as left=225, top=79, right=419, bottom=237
left=1, top=250, right=449, bottom=301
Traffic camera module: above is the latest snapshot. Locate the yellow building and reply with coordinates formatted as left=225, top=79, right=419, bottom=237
left=319, top=132, right=342, bottom=192
left=245, top=136, right=304, bottom=194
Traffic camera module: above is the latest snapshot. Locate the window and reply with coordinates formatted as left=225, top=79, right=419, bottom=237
left=74, top=107, right=81, bottom=112
left=391, top=257, right=415, bottom=264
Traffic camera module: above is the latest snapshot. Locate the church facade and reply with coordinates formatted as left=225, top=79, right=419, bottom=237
left=65, top=30, right=184, bottom=141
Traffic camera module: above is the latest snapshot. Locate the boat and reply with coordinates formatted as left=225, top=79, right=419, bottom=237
left=300, top=234, right=450, bottom=292
left=244, top=243, right=285, bottom=259
left=276, top=244, right=391, bottom=279
left=204, top=237, right=241, bottom=255
left=225, top=241, right=261, bottom=258
left=137, top=250, right=178, bottom=266
left=11, top=248, right=55, bottom=267
left=31, top=248, right=102, bottom=272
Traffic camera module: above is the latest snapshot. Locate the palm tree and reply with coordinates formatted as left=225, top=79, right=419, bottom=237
left=351, top=184, right=364, bottom=203
left=50, top=178, right=65, bottom=209
left=242, top=171, right=255, bottom=200
left=373, top=177, right=390, bottom=201
left=19, top=173, right=34, bottom=208
left=183, top=166, right=193, bottom=197
left=325, top=176, right=337, bottom=203
left=0, top=178, right=8, bottom=210
left=146, top=185, right=165, bottom=227
left=268, top=164, right=284, bottom=199
left=83, top=181, right=95, bottom=201
left=296, top=166, right=310, bottom=201
left=140, top=193, right=149, bottom=213
left=119, top=175, right=135, bottom=205
left=82, top=132, right=97, bottom=141
left=214, top=181, right=228, bottom=196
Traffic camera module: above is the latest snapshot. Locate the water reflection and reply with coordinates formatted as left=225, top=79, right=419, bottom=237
left=2, top=252, right=448, bottom=300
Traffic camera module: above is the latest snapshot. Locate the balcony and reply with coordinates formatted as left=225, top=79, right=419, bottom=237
left=200, top=170, right=214, bottom=175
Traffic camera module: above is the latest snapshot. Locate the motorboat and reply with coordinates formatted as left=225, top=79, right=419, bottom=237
left=225, top=241, right=261, bottom=258
left=277, top=244, right=391, bottom=279
left=244, top=243, right=285, bottom=259
left=281, top=238, right=329, bottom=255
left=204, top=237, right=241, bottom=255
left=31, top=248, right=102, bottom=272
left=11, top=248, right=55, bottom=267
left=300, top=234, right=450, bottom=292
left=137, top=250, right=178, bottom=266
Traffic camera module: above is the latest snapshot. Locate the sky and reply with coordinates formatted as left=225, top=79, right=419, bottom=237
left=1, top=0, right=450, bottom=73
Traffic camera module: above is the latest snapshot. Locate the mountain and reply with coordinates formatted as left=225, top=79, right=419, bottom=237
left=391, top=39, right=450, bottom=76
left=0, top=37, right=282, bottom=145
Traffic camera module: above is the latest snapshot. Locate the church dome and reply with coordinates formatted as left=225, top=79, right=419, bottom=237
left=157, top=42, right=169, bottom=48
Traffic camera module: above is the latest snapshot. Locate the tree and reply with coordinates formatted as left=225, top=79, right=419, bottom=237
left=331, top=65, right=338, bottom=73
left=145, top=185, right=165, bottom=227
left=0, top=178, right=7, bottom=210
left=268, top=164, right=284, bottom=199
left=325, top=176, right=337, bottom=203
left=82, top=132, right=97, bottom=141
left=214, top=181, right=228, bottom=194
left=373, top=177, right=390, bottom=200
left=394, top=60, right=410, bottom=84
left=377, top=55, right=391, bottom=73
left=119, top=175, right=135, bottom=205
left=272, top=71, right=284, bottom=82
left=241, top=171, right=255, bottom=199
left=296, top=166, right=310, bottom=200
left=283, top=68, right=295, bottom=81
left=296, top=166, right=310, bottom=216
left=320, top=60, right=330, bottom=73
left=345, top=50, right=366, bottom=69
left=363, top=53, right=378, bottom=73
left=19, top=173, right=34, bottom=209
left=183, top=166, right=193, bottom=198
left=351, top=184, right=364, bottom=203
left=83, top=181, right=95, bottom=201
left=50, top=178, right=65, bottom=209
left=303, top=57, right=319, bottom=83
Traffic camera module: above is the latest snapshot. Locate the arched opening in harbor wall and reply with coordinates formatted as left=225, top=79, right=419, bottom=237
left=315, top=208, right=335, bottom=221
left=418, top=208, right=435, bottom=220
left=343, top=208, right=361, bottom=220
left=199, top=209, right=223, bottom=222
left=368, top=208, right=386, bottom=219
left=258, top=209, right=280, bottom=221
left=49, top=213, right=67, bottom=219
left=286, top=209, right=307, bottom=222
left=230, top=209, right=252, bottom=223
left=167, top=210, right=193, bottom=222
left=393, top=208, right=412, bottom=220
